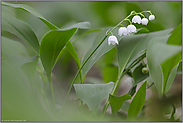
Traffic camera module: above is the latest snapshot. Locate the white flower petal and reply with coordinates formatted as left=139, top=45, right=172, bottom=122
left=108, top=36, right=118, bottom=45
left=149, top=15, right=155, bottom=20
left=118, top=27, right=128, bottom=36
left=132, top=15, right=141, bottom=24
left=127, top=25, right=137, bottom=34
left=141, top=18, right=149, bottom=25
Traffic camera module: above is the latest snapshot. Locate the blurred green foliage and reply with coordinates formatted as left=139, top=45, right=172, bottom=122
left=1, top=1, right=182, bottom=122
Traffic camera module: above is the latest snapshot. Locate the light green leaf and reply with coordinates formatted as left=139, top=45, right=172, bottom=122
left=2, top=2, right=58, bottom=30
left=147, top=36, right=182, bottom=95
left=3, top=53, right=38, bottom=69
left=109, top=94, right=131, bottom=114
left=2, top=53, right=39, bottom=90
left=74, top=82, right=114, bottom=114
left=127, top=81, right=147, bottom=121
left=1, top=37, right=29, bottom=56
left=2, top=8, right=40, bottom=54
left=167, top=23, right=182, bottom=45
left=117, top=29, right=172, bottom=77
left=40, top=28, right=77, bottom=81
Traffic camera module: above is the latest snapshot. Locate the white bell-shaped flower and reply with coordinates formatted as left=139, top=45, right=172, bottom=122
left=149, top=15, right=155, bottom=20
left=118, top=27, right=128, bottom=36
left=127, top=25, right=137, bottom=34
left=141, top=18, right=149, bottom=25
left=132, top=15, right=141, bottom=24
left=108, top=35, right=118, bottom=45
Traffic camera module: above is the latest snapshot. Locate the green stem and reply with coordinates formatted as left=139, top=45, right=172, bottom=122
left=101, top=52, right=146, bottom=117
left=49, top=79, right=56, bottom=112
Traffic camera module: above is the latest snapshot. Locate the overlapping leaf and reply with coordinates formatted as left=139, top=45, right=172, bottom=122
left=2, top=2, right=58, bottom=30
left=2, top=8, right=39, bottom=54
left=109, top=94, right=131, bottom=114
left=74, top=82, right=114, bottom=114
left=147, top=36, right=182, bottom=95
left=127, top=81, right=147, bottom=121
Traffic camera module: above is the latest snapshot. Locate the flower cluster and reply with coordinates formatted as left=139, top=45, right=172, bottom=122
left=108, top=11, right=155, bottom=45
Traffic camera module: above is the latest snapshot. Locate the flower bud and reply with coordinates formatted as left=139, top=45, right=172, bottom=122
left=142, top=67, right=149, bottom=74
left=132, top=15, right=142, bottom=24
left=141, top=18, right=149, bottom=25
left=127, top=24, right=137, bottom=34
left=149, top=15, right=155, bottom=21
left=118, top=27, right=128, bottom=36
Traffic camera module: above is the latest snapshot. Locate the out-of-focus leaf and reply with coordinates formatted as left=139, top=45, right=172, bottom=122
left=3, top=53, right=38, bottom=69
left=2, top=8, right=40, bottom=54
left=21, top=56, right=39, bottom=82
left=74, top=82, right=114, bottom=114
left=1, top=37, right=28, bottom=56
left=103, top=65, right=118, bottom=83
left=109, top=94, right=131, bottom=114
left=117, top=29, right=172, bottom=78
left=167, top=23, right=182, bottom=45
left=177, top=61, right=182, bottom=74
left=132, top=63, right=149, bottom=84
left=1, top=59, right=55, bottom=121
left=2, top=2, right=58, bottom=30
left=147, top=36, right=182, bottom=95
left=40, top=28, right=77, bottom=81
left=127, top=81, right=147, bottom=121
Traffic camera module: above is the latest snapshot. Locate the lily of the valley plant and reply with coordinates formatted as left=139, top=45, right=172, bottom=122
left=108, top=11, right=155, bottom=45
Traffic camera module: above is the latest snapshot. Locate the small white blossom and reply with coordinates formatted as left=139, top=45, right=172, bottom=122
left=141, top=18, right=149, bottom=25
left=149, top=15, right=155, bottom=20
left=127, top=25, right=137, bottom=34
left=132, top=15, right=142, bottom=24
left=118, top=27, right=128, bottom=36
left=108, top=35, right=118, bottom=45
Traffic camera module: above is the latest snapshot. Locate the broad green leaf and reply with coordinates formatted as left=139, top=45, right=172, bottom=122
left=3, top=53, right=38, bottom=69
left=74, top=82, right=114, bottom=114
left=147, top=36, right=182, bottom=95
left=2, top=2, right=58, bottom=30
left=117, top=29, right=172, bottom=77
left=40, top=28, right=77, bottom=81
left=127, top=81, right=147, bottom=121
left=109, top=94, right=131, bottom=114
left=3, top=53, right=39, bottom=82
left=103, top=65, right=118, bottom=83
left=132, top=63, right=149, bottom=84
left=164, top=64, right=179, bottom=93
left=21, top=56, right=39, bottom=82
left=2, top=8, right=40, bottom=54
left=167, top=23, right=182, bottom=45
left=1, top=37, right=28, bottom=56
